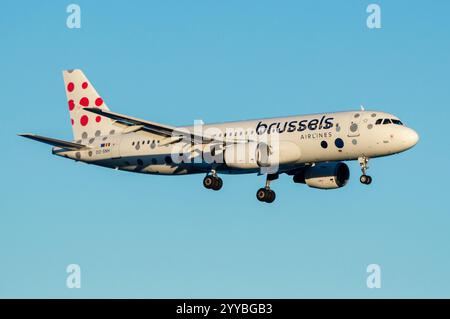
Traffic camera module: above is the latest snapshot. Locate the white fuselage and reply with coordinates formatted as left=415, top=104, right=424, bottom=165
left=53, top=110, right=419, bottom=175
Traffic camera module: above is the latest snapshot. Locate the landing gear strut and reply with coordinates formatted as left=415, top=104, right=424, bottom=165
left=203, top=169, right=223, bottom=191
left=256, top=174, right=278, bottom=203
left=358, top=156, right=372, bottom=185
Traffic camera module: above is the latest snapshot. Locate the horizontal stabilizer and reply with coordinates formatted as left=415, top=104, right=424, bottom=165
left=18, top=134, right=87, bottom=150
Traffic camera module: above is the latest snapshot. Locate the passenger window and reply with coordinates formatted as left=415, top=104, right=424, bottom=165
left=375, top=119, right=382, bottom=125
left=383, top=119, right=391, bottom=125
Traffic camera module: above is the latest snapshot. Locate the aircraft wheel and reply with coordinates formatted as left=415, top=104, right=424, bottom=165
left=212, top=177, right=223, bottom=191
left=265, top=190, right=276, bottom=203
left=203, top=175, right=214, bottom=189
left=256, top=188, right=267, bottom=202
left=360, top=174, right=372, bottom=185
left=256, top=188, right=276, bottom=203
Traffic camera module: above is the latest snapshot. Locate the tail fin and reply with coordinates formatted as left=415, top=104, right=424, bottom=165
left=63, top=69, right=120, bottom=141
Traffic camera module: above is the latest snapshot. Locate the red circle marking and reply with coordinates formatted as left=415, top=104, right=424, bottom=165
left=68, top=99, right=75, bottom=111
left=95, top=97, right=103, bottom=107
left=79, top=97, right=89, bottom=107
left=82, top=82, right=88, bottom=89
left=95, top=116, right=101, bottom=123
left=67, top=82, right=74, bottom=92
left=71, top=119, right=74, bottom=126
left=80, top=115, right=89, bottom=126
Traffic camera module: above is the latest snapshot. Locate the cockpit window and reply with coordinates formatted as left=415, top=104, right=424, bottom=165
left=376, top=118, right=403, bottom=125
left=391, top=119, right=403, bottom=125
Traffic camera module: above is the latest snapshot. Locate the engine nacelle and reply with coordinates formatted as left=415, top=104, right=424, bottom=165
left=224, top=141, right=301, bottom=170
left=293, top=162, right=350, bottom=189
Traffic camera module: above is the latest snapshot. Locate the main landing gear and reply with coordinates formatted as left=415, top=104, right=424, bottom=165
left=203, top=170, right=223, bottom=191
left=358, top=156, right=372, bottom=185
left=256, top=174, right=278, bottom=203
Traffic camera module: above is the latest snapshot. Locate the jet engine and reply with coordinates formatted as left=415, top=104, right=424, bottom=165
left=224, top=141, right=301, bottom=170
left=293, top=162, right=350, bottom=189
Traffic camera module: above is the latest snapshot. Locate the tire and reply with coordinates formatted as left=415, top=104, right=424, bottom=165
left=256, top=188, right=267, bottom=202
left=366, top=175, right=372, bottom=185
left=203, top=175, right=214, bottom=189
left=265, top=190, right=276, bottom=203
left=212, top=177, right=223, bottom=191
left=360, top=175, right=368, bottom=184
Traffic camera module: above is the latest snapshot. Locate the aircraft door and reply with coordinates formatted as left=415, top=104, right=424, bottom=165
left=347, top=113, right=361, bottom=137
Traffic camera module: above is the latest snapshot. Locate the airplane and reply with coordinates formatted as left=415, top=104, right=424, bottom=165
left=19, top=69, right=419, bottom=203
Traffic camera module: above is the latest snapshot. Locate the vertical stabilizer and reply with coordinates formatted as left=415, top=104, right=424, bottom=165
left=63, top=69, right=120, bottom=141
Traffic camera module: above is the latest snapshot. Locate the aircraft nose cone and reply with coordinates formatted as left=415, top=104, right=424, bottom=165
left=403, top=128, right=419, bottom=149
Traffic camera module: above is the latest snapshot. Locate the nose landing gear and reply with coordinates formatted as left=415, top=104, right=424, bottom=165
left=256, top=173, right=278, bottom=203
left=203, top=170, right=223, bottom=191
left=359, top=174, right=372, bottom=185
left=358, top=156, right=372, bottom=185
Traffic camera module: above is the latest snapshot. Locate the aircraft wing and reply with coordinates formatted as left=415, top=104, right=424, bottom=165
left=84, top=108, right=250, bottom=144
left=18, top=134, right=88, bottom=150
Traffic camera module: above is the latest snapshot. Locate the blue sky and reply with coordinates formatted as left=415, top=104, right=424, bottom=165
left=1, top=0, right=450, bottom=298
